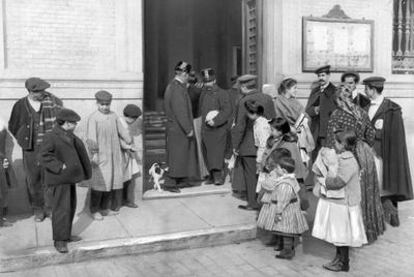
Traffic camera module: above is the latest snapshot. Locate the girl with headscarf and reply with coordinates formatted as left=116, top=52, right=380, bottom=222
left=326, top=84, right=385, bottom=243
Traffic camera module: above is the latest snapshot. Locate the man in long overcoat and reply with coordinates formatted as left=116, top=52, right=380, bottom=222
left=231, top=74, right=276, bottom=210
left=39, top=108, right=92, bottom=253
left=199, top=68, right=232, bottom=185
left=305, top=65, right=336, bottom=160
left=364, top=76, right=413, bottom=226
left=8, top=77, right=62, bottom=222
left=164, top=61, right=200, bottom=192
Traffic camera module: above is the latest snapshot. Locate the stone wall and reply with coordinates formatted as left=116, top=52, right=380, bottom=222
left=261, top=0, right=414, bottom=177
left=0, top=0, right=143, bottom=214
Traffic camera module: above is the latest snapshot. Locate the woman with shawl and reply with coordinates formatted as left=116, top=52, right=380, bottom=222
left=326, top=84, right=385, bottom=243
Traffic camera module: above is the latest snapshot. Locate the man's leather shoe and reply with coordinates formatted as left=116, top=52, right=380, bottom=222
left=68, top=235, right=82, bottom=242
left=238, top=205, right=258, bottom=211
left=34, top=213, right=46, bottom=222
left=54, top=241, right=69, bottom=253
left=177, top=182, right=192, bottom=188
left=124, top=202, right=138, bottom=208
left=91, top=212, right=104, bottom=220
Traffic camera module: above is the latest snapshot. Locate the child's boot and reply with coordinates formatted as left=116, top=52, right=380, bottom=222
left=323, top=246, right=349, bottom=272
left=273, top=235, right=283, bottom=251
left=323, top=247, right=340, bottom=268
left=276, top=236, right=295, bottom=259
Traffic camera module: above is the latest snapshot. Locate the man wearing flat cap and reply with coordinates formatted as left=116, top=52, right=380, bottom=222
left=364, top=76, right=413, bottom=227
left=9, top=77, right=63, bottom=222
left=341, top=71, right=370, bottom=109
left=305, top=65, right=336, bottom=163
left=39, top=108, right=91, bottom=253
left=231, top=74, right=276, bottom=210
left=163, top=61, right=200, bottom=192
left=199, top=68, right=232, bottom=186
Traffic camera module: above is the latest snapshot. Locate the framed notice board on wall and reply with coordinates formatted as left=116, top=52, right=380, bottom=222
left=302, top=16, right=374, bottom=72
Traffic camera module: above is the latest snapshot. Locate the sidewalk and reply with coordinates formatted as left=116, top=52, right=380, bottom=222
left=0, top=183, right=257, bottom=272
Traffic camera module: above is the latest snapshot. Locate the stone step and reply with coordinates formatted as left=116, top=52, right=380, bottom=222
left=0, top=224, right=256, bottom=273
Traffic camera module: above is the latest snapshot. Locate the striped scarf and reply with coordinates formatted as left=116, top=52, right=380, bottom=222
left=36, top=93, right=61, bottom=145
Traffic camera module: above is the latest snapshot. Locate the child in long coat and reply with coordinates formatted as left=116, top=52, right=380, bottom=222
left=257, top=154, right=309, bottom=260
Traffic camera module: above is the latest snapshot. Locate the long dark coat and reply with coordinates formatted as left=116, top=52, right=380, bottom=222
left=370, top=98, right=413, bottom=201
left=39, top=125, right=92, bottom=185
left=305, top=82, right=336, bottom=142
left=199, top=84, right=232, bottom=170
left=231, top=90, right=276, bottom=156
left=164, top=79, right=199, bottom=179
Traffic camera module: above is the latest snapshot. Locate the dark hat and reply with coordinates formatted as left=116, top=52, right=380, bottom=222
left=238, top=74, right=257, bottom=84
left=95, top=90, right=112, bottom=103
left=123, top=104, right=142, bottom=118
left=362, top=76, right=386, bottom=87
left=200, top=68, right=216, bottom=82
left=56, top=108, right=81, bottom=122
left=25, top=77, right=51, bottom=92
left=174, top=61, right=192, bottom=73
left=341, top=71, right=360, bottom=83
left=314, top=65, right=331, bottom=75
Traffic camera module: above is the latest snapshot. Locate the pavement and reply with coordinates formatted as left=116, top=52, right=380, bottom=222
left=2, top=199, right=414, bottom=277
left=0, top=182, right=255, bottom=272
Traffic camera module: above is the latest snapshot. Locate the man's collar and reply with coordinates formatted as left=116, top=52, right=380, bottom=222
left=320, top=82, right=330, bottom=90
left=370, top=94, right=384, bottom=105
left=174, top=76, right=185, bottom=84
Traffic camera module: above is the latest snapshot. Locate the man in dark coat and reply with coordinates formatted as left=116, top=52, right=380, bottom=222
left=8, top=77, right=63, bottom=222
left=39, top=108, right=92, bottom=253
left=199, top=68, right=232, bottom=185
left=305, top=65, right=337, bottom=158
left=364, top=76, right=413, bottom=227
left=231, top=74, right=276, bottom=210
left=163, top=61, right=200, bottom=192
left=341, top=71, right=370, bottom=109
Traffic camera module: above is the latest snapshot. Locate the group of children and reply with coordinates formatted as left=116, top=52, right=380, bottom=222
left=246, top=96, right=367, bottom=272
left=85, top=90, right=142, bottom=220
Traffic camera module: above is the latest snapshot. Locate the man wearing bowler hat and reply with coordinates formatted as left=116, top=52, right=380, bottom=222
left=232, top=74, right=276, bottom=210
left=39, top=108, right=92, bottom=253
left=341, top=71, right=370, bottom=109
left=199, top=68, right=232, bottom=185
left=163, top=61, right=200, bottom=192
left=9, top=77, right=63, bottom=222
left=364, top=76, right=413, bottom=227
left=305, top=65, right=336, bottom=162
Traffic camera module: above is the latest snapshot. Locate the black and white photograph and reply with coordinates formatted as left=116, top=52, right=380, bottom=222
left=0, top=0, right=414, bottom=276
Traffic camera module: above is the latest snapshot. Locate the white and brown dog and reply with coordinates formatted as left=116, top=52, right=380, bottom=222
left=148, top=162, right=165, bottom=191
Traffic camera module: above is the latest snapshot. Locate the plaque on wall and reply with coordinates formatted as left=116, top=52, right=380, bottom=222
left=302, top=13, right=374, bottom=72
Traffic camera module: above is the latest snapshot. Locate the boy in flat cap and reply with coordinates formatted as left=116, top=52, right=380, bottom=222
left=119, top=104, right=142, bottom=208
left=86, top=91, right=132, bottom=219
left=9, top=77, right=63, bottom=222
left=364, top=76, right=413, bottom=226
left=341, top=71, right=370, bottom=109
left=163, top=61, right=200, bottom=192
left=199, top=68, right=232, bottom=186
left=39, top=108, right=91, bottom=253
left=231, top=74, right=276, bottom=210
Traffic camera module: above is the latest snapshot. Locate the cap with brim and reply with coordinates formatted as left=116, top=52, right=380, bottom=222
left=25, top=77, right=51, bottom=93
left=56, top=108, right=81, bottom=122
left=174, top=61, right=192, bottom=73
left=362, top=76, right=386, bottom=87
left=123, top=104, right=142, bottom=118
left=95, top=90, right=112, bottom=103
left=315, top=65, right=331, bottom=75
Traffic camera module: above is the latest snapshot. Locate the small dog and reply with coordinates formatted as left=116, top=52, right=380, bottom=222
left=148, top=162, right=165, bottom=191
